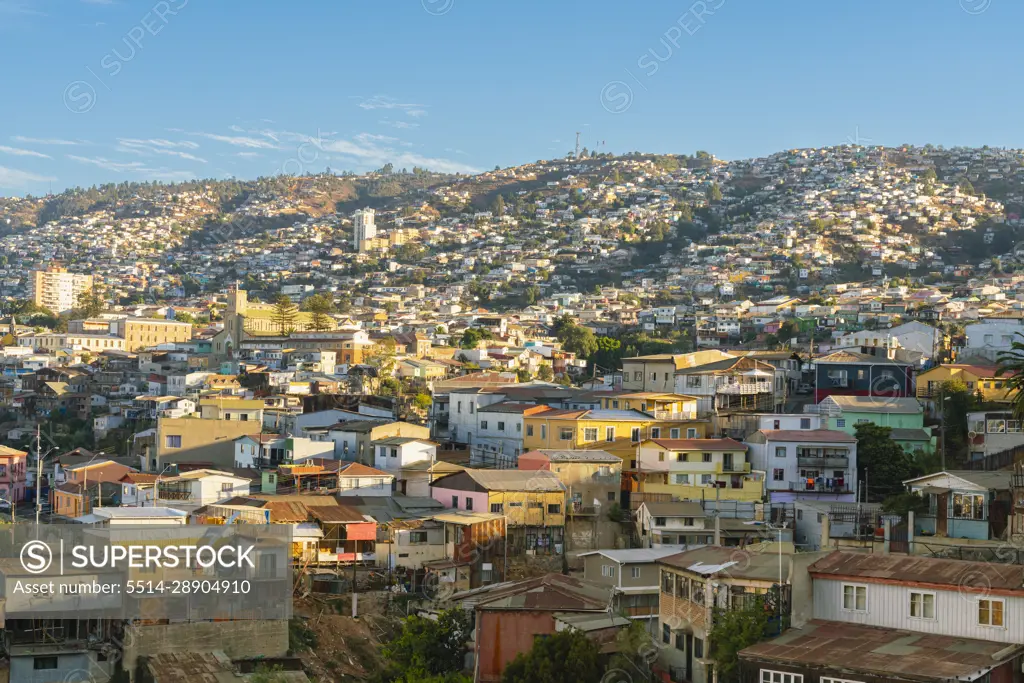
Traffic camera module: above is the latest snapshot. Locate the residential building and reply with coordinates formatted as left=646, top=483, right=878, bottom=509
left=580, top=548, right=681, bottom=630
left=29, top=266, right=93, bottom=314
left=966, top=410, right=1024, bottom=460
left=0, top=445, right=28, bottom=504
left=143, top=416, right=263, bottom=472
left=658, top=546, right=792, bottom=683
left=917, top=362, right=1012, bottom=411
left=745, top=429, right=857, bottom=502
left=452, top=574, right=618, bottom=683
left=813, top=350, right=914, bottom=404
left=674, top=356, right=787, bottom=415
left=738, top=552, right=1024, bottom=683
left=518, top=449, right=621, bottom=516
left=904, top=470, right=1010, bottom=541
left=816, top=395, right=933, bottom=455
left=327, top=419, right=431, bottom=464
left=199, top=397, right=264, bottom=422
left=521, top=408, right=706, bottom=462
left=430, top=469, right=566, bottom=555
left=154, top=468, right=253, bottom=510
left=634, top=438, right=763, bottom=503
left=353, top=207, right=377, bottom=251
left=110, top=317, right=193, bottom=352
left=635, top=501, right=711, bottom=548
left=962, top=319, right=1024, bottom=362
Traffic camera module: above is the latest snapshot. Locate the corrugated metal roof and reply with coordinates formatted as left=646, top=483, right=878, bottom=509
left=465, top=469, right=565, bottom=492
left=740, top=619, right=1023, bottom=680
left=808, top=550, right=1024, bottom=592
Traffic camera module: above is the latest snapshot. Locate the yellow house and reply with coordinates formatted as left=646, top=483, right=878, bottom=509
left=598, top=393, right=698, bottom=420
left=429, top=469, right=565, bottom=556
left=633, top=437, right=764, bottom=502
left=522, top=408, right=707, bottom=461
left=916, top=363, right=1012, bottom=404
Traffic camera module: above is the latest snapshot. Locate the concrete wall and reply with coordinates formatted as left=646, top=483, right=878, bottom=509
left=11, top=651, right=110, bottom=683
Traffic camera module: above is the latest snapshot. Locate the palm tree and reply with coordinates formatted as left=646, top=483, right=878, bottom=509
left=996, top=332, right=1024, bottom=418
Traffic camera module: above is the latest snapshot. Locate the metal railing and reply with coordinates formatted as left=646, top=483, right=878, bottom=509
left=788, top=480, right=851, bottom=493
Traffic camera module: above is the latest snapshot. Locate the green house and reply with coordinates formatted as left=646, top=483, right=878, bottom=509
left=818, top=395, right=934, bottom=455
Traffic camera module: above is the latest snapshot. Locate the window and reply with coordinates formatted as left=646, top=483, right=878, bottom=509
left=686, top=375, right=701, bottom=388
left=490, top=503, right=503, bottom=513
left=775, top=446, right=786, bottom=458
left=773, top=420, right=781, bottom=430
left=165, top=435, right=182, bottom=448
left=909, top=591, right=935, bottom=619
left=220, top=482, right=234, bottom=492
left=654, top=517, right=666, bottom=527
left=481, top=420, right=489, bottom=430
left=466, top=498, right=474, bottom=511
left=409, top=531, right=428, bottom=544
left=773, top=469, right=784, bottom=481
left=700, top=474, right=712, bottom=485
left=34, top=657, right=58, bottom=671
left=979, top=598, right=1004, bottom=627
left=634, top=371, right=642, bottom=381
left=527, top=425, right=534, bottom=437
left=952, top=493, right=985, bottom=520
left=800, top=418, right=811, bottom=429
left=702, top=452, right=712, bottom=463
left=606, top=426, right=615, bottom=442
left=631, top=427, right=641, bottom=442
left=509, top=501, right=523, bottom=508
left=602, top=564, right=616, bottom=578
left=631, top=566, right=641, bottom=579
left=559, top=428, right=573, bottom=441
left=821, top=678, right=865, bottom=683
left=517, top=423, right=522, bottom=433
left=584, top=428, right=598, bottom=442
left=674, top=474, right=690, bottom=485
left=683, top=517, right=694, bottom=526
left=662, top=570, right=674, bottom=593
left=469, top=403, right=475, bottom=414
left=842, top=584, right=867, bottom=612
left=608, top=491, right=616, bottom=501
left=457, top=400, right=462, bottom=414
left=796, top=509, right=803, bottom=520
left=451, top=495, right=458, bottom=508
left=651, top=427, right=661, bottom=439
left=760, top=673, right=803, bottom=683
left=612, top=400, right=620, bottom=409
left=693, top=638, right=703, bottom=658
left=662, top=623, right=670, bottom=643
left=497, top=421, right=505, bottom=432
left=677, top=452, right=688, bottom=462
left=686, top=428, right=697, bottom=438
left=836, top=418, right=846, bottom=428
left=659, top=451, right=666, bottom=462
left=670, top=428, right=680, bottom=439
left=548, top=503, right=560, bottom=514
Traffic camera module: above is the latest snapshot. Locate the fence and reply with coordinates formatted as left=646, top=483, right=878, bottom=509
left=965, top=443, right=1024, bottom=471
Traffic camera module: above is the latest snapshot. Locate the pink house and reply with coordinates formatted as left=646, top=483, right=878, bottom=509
left=0, top=445, right=29, bottom=504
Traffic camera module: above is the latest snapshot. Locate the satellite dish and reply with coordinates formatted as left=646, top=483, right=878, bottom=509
left=968, top=431, right=978, bottom=439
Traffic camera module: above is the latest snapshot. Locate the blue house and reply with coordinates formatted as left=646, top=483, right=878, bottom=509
left=904, top=470, right=1010, bottom=541
left=813, top=350, right=914, bottom=404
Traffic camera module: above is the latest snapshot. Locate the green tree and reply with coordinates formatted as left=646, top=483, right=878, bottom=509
left=376, top=609, right=472, bottom=683
left=413, top=393, right=433, bottom=411
left=301, top=292, right=336, bottom=331
left=708, top=601, right=771, bottom=682
left=537, top=363, right=554, bottom=382
left=516, top=368, right=532, bottom=383
left=460, top=327, right=493, bottom=349
left=707, top=182, right=723, bottom=203
left=997, top=332, right=1024, bottom=419
left=501, top=629, right=602, bottom=683
left=855, top=423, right=922, bottom=502
left=492, top=195, right=506, bottom=217
left=592, top=336, right=623, bottom=370
left=271, top=294, right=298, bottom=335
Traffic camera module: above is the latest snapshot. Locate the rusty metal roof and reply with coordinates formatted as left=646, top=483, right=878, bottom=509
left=808, top=551, right=1024, bottom=593
left=265, top=501, right=311, bottom=523
left=452, top=573, right=611, bottom=612
left=740, top=619, right=1024, bottom=681
left=307, top=504, right=371, bottom=524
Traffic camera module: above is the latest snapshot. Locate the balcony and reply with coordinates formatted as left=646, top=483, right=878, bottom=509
left=717, top=381, right=772, bottom=395
left=591, top=472, right=621, bottom=485
left=715, top=461, right=752, bottom=474
left=788, top=480, right=851, bottom=493
left=155, top=490, right=193, bottom=501
left=569, top=503, right=600, bottom=516
left=652, top=410, right=698, bottom=421
left=797, top=455, right=849, bottom=468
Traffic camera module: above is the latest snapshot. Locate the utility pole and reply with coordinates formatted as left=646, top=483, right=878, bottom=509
left=34, top=425, right=42, bottom=527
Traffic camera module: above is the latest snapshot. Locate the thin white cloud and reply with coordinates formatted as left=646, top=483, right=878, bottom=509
left=116, top=139, right=207, bottom=163
left=314, top=135, right=478, bottom=175
left=68, top=155, right=149, bottom=172
left=12, top=136, right=87, bottom=146
left=354, top=95, right=428, bottom=117
left=380, top=120, right=419, bottom=130
left=0, top=1, right=45, bottom=16
left=0, top=145, right=51, bottom=159
left=235, top=152, right=262, bottom=159
left=356, top=133, right=399, bottom=144
left=187, top=132, right=280, bottom=149
left=0, top=165, right=55, bottom=188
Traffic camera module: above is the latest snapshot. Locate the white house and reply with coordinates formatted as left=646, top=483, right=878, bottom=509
left=336, top=462, right=395, bottom=497
left=745, top=429, right=857, bottom=503
left=234, top=434, right=335, bottom=468
left=155, top=469, right=254, bottom=510
left=635, top=500, right=710, bottom=548
left=962, top=320, right=1024, bottom=362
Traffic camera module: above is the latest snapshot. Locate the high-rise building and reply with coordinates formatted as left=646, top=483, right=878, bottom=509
left=28, top=266, right=94, bottom=314
left=353, top=208, right=377, bottom=251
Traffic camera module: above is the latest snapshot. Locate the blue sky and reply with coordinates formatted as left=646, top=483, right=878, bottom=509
left=0, top=0, right=1017, bottom=194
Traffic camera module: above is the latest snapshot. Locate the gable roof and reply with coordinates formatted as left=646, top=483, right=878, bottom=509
left=431, top=469, right=565, bottom=493
left=451, top=573, right=611, bottom=611
left=808, top=551, right=1023, bottom=595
